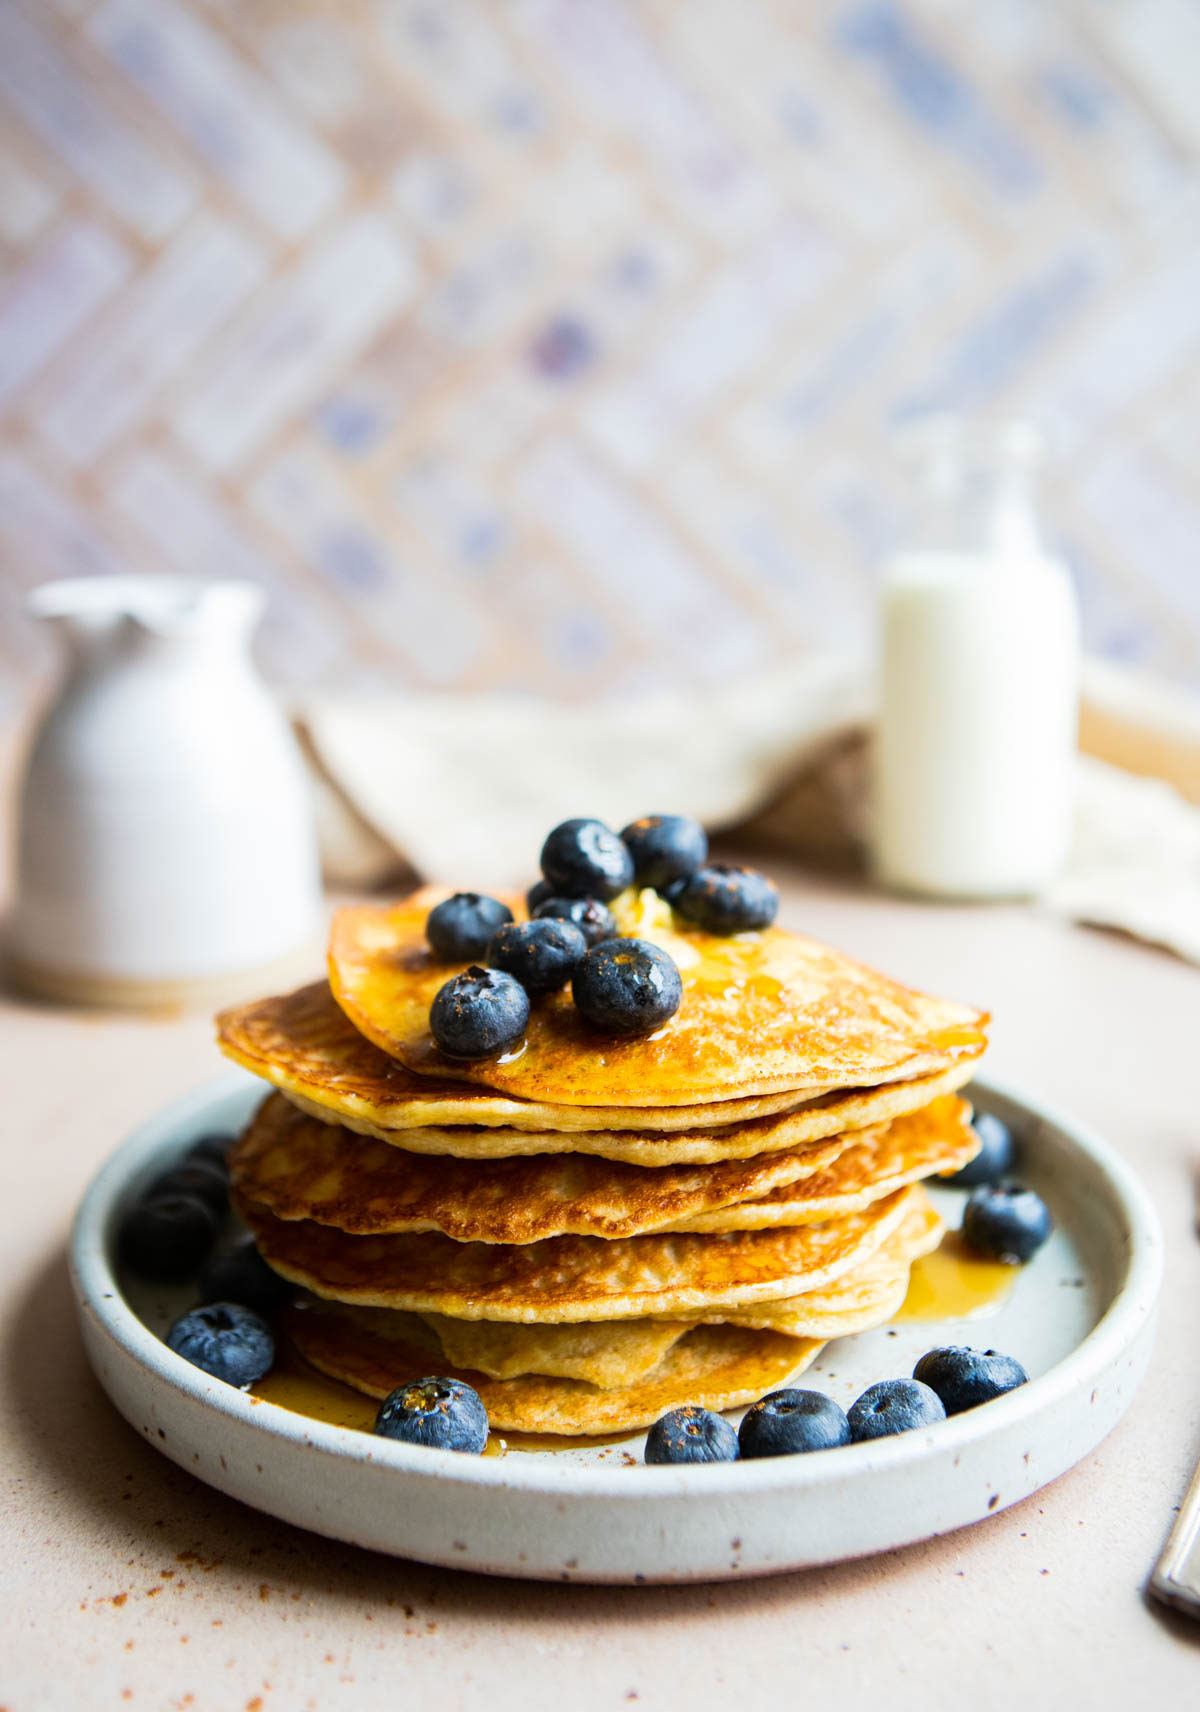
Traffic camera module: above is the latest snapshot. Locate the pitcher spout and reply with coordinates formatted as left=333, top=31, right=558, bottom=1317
left=28, top=575, right=266, bottom=659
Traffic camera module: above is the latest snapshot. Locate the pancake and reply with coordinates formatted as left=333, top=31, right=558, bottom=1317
left=415, top=1312, right=691, bottom=1387
left=231, top=1091, right=971, bottom=1243
left=426, top=1195, right=944, bottom=1378
left=662, top=1095, right=976, bottom=1231
left=237, top=1184, right=917, bottom=1321
left=229, top=1091, right=852, bottom=1243
left=327, top=886, right=987, bottom=1108
left=219, top=981, right=980, bottom=1162
left=285, top=1305, right=824, bottom=1434
left=705, top=1193, right=944, bottom=1336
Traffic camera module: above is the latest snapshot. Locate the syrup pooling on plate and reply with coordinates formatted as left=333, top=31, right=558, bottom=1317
left=893, top=1230, right=1017, bottom=1322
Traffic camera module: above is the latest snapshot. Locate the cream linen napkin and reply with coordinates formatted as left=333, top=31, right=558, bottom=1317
left=297, top=654, right=1200, bottom=967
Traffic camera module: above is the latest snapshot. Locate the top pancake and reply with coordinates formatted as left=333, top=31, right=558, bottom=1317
left=217, top=981, right=980, bottom=1160
left=217, top=979, right=854, bottom=1137
left=328, top=885, right=987, bottom=1108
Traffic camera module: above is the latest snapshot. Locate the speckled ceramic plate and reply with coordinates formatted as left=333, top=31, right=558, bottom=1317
left=70, top=1071, right=1161, bottom=1584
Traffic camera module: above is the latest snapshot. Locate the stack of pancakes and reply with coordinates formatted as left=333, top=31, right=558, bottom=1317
left=218, top=887, right=987, bottom=1436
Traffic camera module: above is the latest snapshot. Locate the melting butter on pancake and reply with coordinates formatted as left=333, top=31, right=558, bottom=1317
left=285, top=1306, right=823, bottom=1434
left=327, top=886, right=987, bottom=1109
left=230, top=1091, right=853, bottom=1242
left=219, top=981, right=980, bottom=1162
left=231, top=1092, right=971, bottom=1243
left=237, top=1185, right=917, bottom=1321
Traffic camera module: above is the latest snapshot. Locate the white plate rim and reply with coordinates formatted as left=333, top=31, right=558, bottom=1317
left=70, top=1067, right=1163, bottom=1506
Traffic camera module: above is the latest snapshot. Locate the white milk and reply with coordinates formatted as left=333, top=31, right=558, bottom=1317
left=872, top=423, right=1081, bottom=899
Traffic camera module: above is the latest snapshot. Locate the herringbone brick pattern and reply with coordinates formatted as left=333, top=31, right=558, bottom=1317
left=1, top=0, right=1198, bottom=713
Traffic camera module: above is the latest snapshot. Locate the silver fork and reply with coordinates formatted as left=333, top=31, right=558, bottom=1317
left=1152, top=1463, right=1200, bottom=1617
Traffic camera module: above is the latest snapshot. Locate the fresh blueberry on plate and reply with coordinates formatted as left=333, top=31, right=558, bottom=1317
left=620, top=814, right=708, bottom=891
left=645, top=1405, right=739, bottom=1464
left=145, top=1158, right=229, bottom=1219
left=166, top=1302, right=275, bottom=1388
left=531, top=894, right=617, bottom=948
left=487, top=918, right=587, bottom=994
left=186, top=1133, right=234, bottom=1175
left=374, top=1377, right=489, bottom=1453
left=572, top=938, right=682, bottom=1036
left=426, top=892, right=514, bottom=961
left=430, top=966, right=530, bottom=1059
left=912, top=1346, right=1029, bottom=1415
left=119, top=1192, right=219, bottom=1281
left=669, top=864, right=778, bottom=934
left=962, top=1183, right=1052, bottom=1264
left=197, top=1238, right=293, bottom=1316
left=539, top=818, right=634, bottom=901
left=945, top=1110, right=1017, bottom=1187
left=738, top=1389, right=850, bottom=1458
left=847, top=1378, right=946, bottom=1441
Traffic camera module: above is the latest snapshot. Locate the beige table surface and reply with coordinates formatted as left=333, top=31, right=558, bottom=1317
left=3, top=868, right=1200, bottom=1711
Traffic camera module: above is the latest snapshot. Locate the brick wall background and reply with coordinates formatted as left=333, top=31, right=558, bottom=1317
left=1, top=0, right=1199, bottom=715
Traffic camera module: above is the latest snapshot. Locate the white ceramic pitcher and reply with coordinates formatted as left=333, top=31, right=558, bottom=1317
left=9, top=576, right=323, bottom=1007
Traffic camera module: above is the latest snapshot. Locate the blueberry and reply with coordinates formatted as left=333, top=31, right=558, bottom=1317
left=962, top=1183, right=1052, bottom=1264
left=197, top=1239, right=293, bottom=1316
left=669, top=864, right=778, bottom=934
left=119, top=1192, right=219, bottom=1281
left=429, top=965, right=530, bottom=1059
left=145, top=1159, right=229, bottom=1219
left=187, top=1133, right=234, bottom=1174
left=487, top=918, right=587, bottom=995
left=166, top=1302, right=275, bottom=1388
left=374, top=1376, right=489, bottom=1453
left=847, top=1378, right=946, bottom=1442
left=539, top=818, right=634, bottom=901
left=426, top=892, right=514, bottom=961
left=526, top=878, right=555, bottom=914
left=620, top=814, right=708, bottom=891
left=645, top=1406, right=739, bottom=1465
left=912, top=1346, right=1029, bottom=1416
left=738, top=1389, right=850, bottom=1458
left=571, top=938, right=682, bottom=1036
left=946, top=1110, right=1017, bottom=1187
left=532, top=894, right=617, bottom=948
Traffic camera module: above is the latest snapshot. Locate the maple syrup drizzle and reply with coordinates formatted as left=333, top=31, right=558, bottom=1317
left=894, top=1230, right=1016, bottom=1322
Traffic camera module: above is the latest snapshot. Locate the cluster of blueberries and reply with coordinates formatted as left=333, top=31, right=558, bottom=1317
left=119, top=1131, right=290, bottom=1389
left=425, top=813, right=779, bottom=1060
left=646, top=1344, right=1031, bottom=1465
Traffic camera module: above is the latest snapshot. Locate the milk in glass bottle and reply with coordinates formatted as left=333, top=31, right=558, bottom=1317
left=873, top=420, right=1080, bottom=899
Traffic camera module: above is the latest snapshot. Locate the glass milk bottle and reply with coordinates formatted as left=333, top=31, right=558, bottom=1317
left=872, top=420, right=1081, bottom=899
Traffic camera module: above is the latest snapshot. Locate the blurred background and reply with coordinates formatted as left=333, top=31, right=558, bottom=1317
left=2, top=0, right=1199, bottom=713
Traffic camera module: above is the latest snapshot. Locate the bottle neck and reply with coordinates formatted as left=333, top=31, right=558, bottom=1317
left=903, top=417, right=1048, bottom=559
